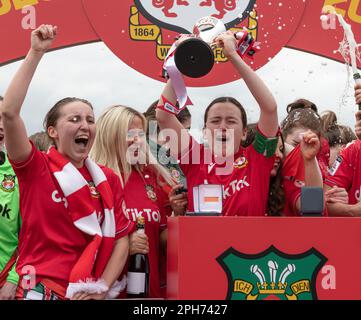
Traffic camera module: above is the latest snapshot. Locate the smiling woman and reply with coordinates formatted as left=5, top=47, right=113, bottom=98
left=43, top=97, right=95, bottom=168
left=1, top=25, right=133, bottom=300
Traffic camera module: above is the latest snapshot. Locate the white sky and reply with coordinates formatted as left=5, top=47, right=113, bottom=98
left=0, top=42, right=359, bottom=138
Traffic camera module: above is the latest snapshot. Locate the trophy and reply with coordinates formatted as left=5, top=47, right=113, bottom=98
left=174, top=16, right=258, bottom=78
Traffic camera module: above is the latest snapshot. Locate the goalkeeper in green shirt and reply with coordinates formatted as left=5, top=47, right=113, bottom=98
left=0, top=96, right=20, bottom=300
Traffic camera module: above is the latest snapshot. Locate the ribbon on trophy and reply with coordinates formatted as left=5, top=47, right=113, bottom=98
left=162, top=42, right=192, bottom=111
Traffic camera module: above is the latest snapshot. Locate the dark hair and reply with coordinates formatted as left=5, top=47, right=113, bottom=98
left=43, top=97, right=93, bottom=131
left=321, top=110, right=337, bottom=133
left=0, top=96, right=3, bottom=101
left=204, top=97, right=247, bottom=128
left=143, top=100, right=158, bottom=122
left=321, top=111, right=356, bottom=146
left=144, top=101, right=159, bottom=139
left=267, top=134, right=285, bottom=216
left=281, top=108, right=322, bottom=138
left=177, top=107, right=191, bottom=125
left=321, top=110, right=342, bottom=147
left=268, top=174, right=285, bottom=216
left=339, top=125, right=357, bottom=144
left=286, top=99, right=318, bottom=114
left=242, top=123, right=257, bottom=148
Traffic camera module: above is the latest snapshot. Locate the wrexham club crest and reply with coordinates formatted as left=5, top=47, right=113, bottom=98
left=134, top=0, right=256, bottom=33
left=217, top=246, right=327, bottom=300
left=82, top=0, right=307, bottom=86
left=0, top=174, right=16, bottom=193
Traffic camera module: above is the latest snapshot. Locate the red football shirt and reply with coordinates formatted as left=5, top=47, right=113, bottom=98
left=11, top=143, right=133, bottom=289
left=282, top=145, right=327, bottom=216
left=317, top=137, right=330, bottom=180
left=282, top=145, right=305, bottom=216
left=325, top=140, right=361, bottom=204
left=123, top=167, right=169, bottom=298
left=179, top=134, right=275, bottom=216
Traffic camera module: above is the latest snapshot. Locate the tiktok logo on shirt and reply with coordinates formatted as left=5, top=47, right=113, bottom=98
left=124, top=208, right=160, bottom=223
left=223, top=176, right=250, bottom=199
left=0, top=203, right=11, bottom=220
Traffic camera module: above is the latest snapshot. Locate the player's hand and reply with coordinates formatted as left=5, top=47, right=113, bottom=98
left=31, top=24, right=57, bottom=53
left=129, top=231, right=149, bottom=255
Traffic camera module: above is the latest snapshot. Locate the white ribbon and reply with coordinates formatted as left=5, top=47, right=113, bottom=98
left=163, top=42, right=191, bottom=110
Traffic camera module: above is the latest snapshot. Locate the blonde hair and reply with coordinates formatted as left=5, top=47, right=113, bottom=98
left=90, top=105, right=175, bottom=188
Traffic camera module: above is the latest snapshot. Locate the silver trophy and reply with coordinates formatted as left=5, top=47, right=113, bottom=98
left=174, top=16, right=226, bottom=78
left=174, top=16, right=257, bottom=78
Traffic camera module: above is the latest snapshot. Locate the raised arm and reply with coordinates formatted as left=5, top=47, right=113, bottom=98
left=215, top=31, right=278, bottom=137
left=156, top=79, right=191, bottom=158
left=2, top=25, right=57, bottom=162
left=295, top=131, right=323, bottom=212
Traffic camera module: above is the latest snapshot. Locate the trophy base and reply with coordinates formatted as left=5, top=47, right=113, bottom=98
left=174, top=38, right=214, bottom=78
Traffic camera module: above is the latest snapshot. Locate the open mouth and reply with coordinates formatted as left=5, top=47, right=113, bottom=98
left=74, top=136, right=89, bottom=148
left=128, top=143, right=140, bottom=154
left=215, top=136, right=229, bottom=143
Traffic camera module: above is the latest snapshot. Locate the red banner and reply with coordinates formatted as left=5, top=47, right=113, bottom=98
left=0, top=0, right=360, bottom=86
left=287, top=0, right=361, bottom=66
left=0, top=0, right=98, bottom=65
left=82, top=0, right=306, bottom=86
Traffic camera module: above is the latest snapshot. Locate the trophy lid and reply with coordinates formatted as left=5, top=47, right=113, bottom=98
left=174, top=38, right=215, bottom=78
left=193, top=16, right=226, bottom=44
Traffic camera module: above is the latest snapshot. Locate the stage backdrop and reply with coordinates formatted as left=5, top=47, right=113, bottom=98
left=0, top=0, right=360, bottom=86
left=168, top=217, right=361, bottom=300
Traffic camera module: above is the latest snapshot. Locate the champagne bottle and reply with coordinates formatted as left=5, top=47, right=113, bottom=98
left=127, top=216, right=150, bottom=298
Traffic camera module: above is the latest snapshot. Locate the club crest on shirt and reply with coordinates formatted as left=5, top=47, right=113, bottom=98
left=0, top=174, right=16, bottom=193
left=88, top=181, right=100, bottom=199
left=146, top=185, right=158, bottom=202
left=233, top=157, right=248, bottom=169
left=170, top=168, right=181, bottom=182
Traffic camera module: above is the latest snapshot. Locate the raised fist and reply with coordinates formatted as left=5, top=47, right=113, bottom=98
left=31, top=24, right=58, bottom=53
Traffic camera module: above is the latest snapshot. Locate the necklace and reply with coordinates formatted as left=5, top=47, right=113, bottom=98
left=137, top=168, right=157, bottom=202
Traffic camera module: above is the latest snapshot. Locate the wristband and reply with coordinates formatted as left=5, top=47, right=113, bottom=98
left=253, top=129, right=279, bottom=158
left=156, top=95, right=180, bottom=115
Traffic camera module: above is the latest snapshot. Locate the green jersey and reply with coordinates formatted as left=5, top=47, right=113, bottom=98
left=0, top=152, right=20, bottom=285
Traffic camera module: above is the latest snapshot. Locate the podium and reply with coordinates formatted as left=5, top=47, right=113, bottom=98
left=167, top=217, right=361, bottom=300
